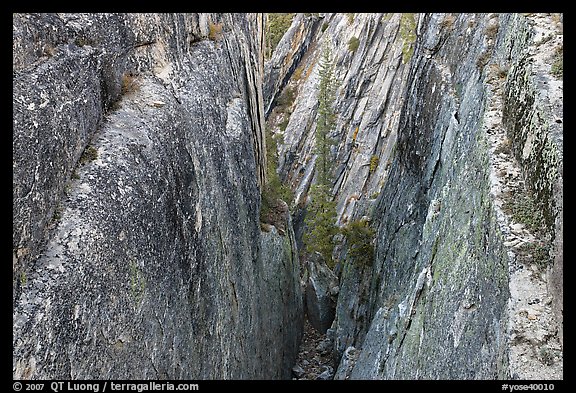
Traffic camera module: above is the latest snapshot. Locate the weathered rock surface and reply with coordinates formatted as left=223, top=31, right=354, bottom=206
left=346, top=13, right=511, bottom=378
left=305, top=253, right=338, bottom=334
left=263, top=13, right=321, bottom=118
left=496, top=13, right=563, bottom=379
left=13, top=13, right=299, bottom=380
left=260, top=214, right=304, bottom=378
left=269, top=13, right=562, bottom=380
left=341, top=13, right=563, bottom=379
left=333, top=345, right=359, bottom=380
left=273, top=13, right=413, bottom=228
left=500, top=13, right=563, bottom=351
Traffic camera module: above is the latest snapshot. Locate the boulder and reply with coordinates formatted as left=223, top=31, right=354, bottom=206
left=334, top=346, right=359, bottom=380
left=305, top=252, right=338, bottom=333
left=316, top=365, right=334, bottom=380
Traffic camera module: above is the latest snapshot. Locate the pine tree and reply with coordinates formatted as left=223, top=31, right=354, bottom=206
left=303, top=43, right=339, bottom=267
left=304, top=183, right=338, bottom=266
left=315, top=44, right=337, bottom=185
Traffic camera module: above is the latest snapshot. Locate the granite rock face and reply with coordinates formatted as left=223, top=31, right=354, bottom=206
left=267, top=13, right=562, bottom=379
left=347, top=13, right=511, bottom=378
left=272, top=13, right=412, bottom=228
left=263, top=13, right=321, bottom=118
left=13, top=13, right=300, bottom=380
left=341, top=13, right=563, bottom=379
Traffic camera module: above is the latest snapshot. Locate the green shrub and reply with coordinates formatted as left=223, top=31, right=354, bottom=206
left=369, top=155, right=379, bottom=174
left=79, top=145, right=98, bottom=165
left=304, top=184, right=338, bottom=267
left=348, top=36, right=360, bottom=52
left=303, top=43, right=339, bottom=267
left=260, top=126, right=293, bottom=230
left=342, top=220, right=375, bottom=267
left=278, top=118, right=290, bottom=132
left=276, top=85, right=296, bottom=108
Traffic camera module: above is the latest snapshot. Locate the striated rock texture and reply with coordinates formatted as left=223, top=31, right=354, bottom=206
left=13, top=13, right=301, bottom=379
left=260, top=213, right=304, bottom=378
left=346, top=13, right=511, bottom=379
left=271, top=13, right=413, bottom=228
left=263, top=13, right=321, bottom=118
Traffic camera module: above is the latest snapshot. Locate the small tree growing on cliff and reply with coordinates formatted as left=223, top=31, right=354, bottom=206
left=303, top=43, right=339, bottom=267
left=315, top=43, right=337, bottom=185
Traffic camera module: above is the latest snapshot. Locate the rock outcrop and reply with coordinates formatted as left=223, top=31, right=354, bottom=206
left=340, top=13, right=562, bottom=380
left=13, top=11, right=563, bottom=381
left=263, top=13, right=321, bottom=118
left=271, top=13, right=413, bottom=227
left=304, top=253, right=338, bottom=333
left=13, top=13, right=301, bottom=379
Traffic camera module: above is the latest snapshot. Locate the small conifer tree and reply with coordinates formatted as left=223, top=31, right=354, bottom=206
left=303, top=43, right=339, bottom=267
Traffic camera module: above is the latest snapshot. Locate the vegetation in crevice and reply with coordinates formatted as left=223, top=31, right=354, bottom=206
left=275, top=84, right=296, bottom=131
left=485, top=20, right=500, bottom=40
left=120, top=72, right=140, bottom=96
left=348, top=37, right=360, bottom=52
left=399, top=13, right=417, bottom=64
left=517, top=242, right=551, bottom=270
left=503, top=190, right=545, bottom=234
left=342, top=219, right=375, bottom=267
left=550, top=45, right=563, bottom=79
left=369, top=155, right=379, bottom=174
left=260, top=124, right=294, bottom=233
left=476, top=17, right=500, bottom=71
left=502, top=188, right=552, bottom=269
left=129, top=259, right=146, bottom=307
left=265, top=13, right=296, bottom=59
left=440, top=14, right=456, bottom=30
left=79, top=145, right=98, bottom=165
left=346, top=13, right=355, bottom=25
left=208, top=22, right=224, bottom=41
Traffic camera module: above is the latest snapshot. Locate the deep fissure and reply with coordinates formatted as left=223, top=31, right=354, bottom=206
left=13, top=12, right=562, bottom=380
